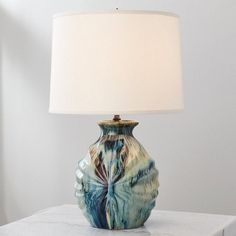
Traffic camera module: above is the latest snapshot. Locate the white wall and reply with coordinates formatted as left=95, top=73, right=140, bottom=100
left=0, top=0, right=236, bottom=225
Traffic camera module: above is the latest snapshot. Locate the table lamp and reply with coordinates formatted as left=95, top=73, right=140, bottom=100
left=49, top=10, right=183, bottom=230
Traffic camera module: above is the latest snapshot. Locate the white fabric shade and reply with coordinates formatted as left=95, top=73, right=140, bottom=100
left=49, top=11, right=183, bottom=114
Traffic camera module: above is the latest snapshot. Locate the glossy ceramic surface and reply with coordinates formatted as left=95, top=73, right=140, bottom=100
left=75, top=120, right=159, bottom=229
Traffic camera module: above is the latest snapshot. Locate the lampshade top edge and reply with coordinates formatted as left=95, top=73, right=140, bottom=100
left=53, top=10, right=179, bottom=19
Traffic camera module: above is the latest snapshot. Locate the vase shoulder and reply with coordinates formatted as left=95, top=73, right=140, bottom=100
left=98, top=120, right=138, bottom=136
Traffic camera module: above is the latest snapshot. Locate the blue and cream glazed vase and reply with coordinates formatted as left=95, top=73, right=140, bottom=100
left=75, top=119, right=159, bottom=230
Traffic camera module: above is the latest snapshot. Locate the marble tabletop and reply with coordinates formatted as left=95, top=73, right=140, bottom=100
left=0, top=205, right=236, bottom=236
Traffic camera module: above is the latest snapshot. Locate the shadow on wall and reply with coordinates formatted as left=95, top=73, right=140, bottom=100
left=0, top=4, right=51, bottom=223
left=0, top=8, right=6, bottom=226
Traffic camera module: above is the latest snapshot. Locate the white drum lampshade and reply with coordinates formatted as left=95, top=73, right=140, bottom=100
left=49, top=10, right=183, bottom=114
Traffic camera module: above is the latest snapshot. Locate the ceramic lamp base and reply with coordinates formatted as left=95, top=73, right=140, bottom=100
left=75, top=119, right=159, bottom=230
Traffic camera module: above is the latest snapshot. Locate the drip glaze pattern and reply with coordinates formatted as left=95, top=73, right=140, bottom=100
left=75, top=120, right=159, bottom=229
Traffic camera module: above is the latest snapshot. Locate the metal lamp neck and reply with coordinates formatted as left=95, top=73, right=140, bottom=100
left=113, top=114, right=121, bottom=121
